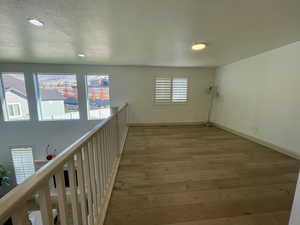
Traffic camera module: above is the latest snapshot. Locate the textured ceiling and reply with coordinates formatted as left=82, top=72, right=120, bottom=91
left=1, top=0, right=300, bottom=67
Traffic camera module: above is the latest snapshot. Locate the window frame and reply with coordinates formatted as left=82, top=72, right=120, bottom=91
left=85, top=74, right=111, bottom=120
left=153, top=76, right=189, bottom=104
left=0, top=72, right=31, bottom=121
left=34, top=73, right=81, bottom=121
left=10, top=145, right=35, bottom=184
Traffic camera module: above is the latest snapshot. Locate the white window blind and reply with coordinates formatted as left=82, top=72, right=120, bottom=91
left=11, top=147, right=35, bottom=184
left=154, top=77, right=188, bottom=103
left=154, top=77, right=172, bottom=103
left=172, top=78, right=188, bottom=103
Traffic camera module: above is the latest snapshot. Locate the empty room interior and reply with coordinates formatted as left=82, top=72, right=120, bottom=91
left=1, top=0, right=300, bottom=225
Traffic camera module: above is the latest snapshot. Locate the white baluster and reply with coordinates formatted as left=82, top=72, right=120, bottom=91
left=83, top=144, right=94, bottom=225
left=11, top=205, right=29, bottom=225
left=39, top=184, right=54, bottom=225
left=76, top=150, right=88, bottom=225
left=55, top=169, right=68, bottom=225
left=88, top=140, right=98, bottom=219
left=68, top=158, right=81, bottom=225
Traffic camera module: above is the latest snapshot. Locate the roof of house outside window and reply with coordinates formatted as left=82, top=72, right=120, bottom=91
left=3, top=76, right=65, bottom=101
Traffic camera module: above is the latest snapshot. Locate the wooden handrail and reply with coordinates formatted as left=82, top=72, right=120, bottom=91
left=0, top=103, right=129, bottom=225
left=118, top=102, right=128, bottom=113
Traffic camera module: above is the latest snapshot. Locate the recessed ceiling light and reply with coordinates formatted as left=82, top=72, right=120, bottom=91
left=192, top=43, right=207, bottom=51
left=78, top=54, right=85, bottom=58
left=28, top=18, right=44, bottom=27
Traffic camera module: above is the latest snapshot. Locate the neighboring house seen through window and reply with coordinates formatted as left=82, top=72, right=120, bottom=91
left=0, top=72, right=30, bottom=121
left=11, top=147, right=35, bottom=184
left=36, top=74, right=80, bottom=121
left=86, top=75, right=111, bottom=120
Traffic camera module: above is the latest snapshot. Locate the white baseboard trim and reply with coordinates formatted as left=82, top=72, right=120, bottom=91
left=213, top=122, right=300, bottom=161
left=128, top=121, right=205, bottom=127
left=97, top=126, right=129, bottom=225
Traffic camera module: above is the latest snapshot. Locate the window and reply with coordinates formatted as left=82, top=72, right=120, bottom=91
left=8, top=103, right=22, bottom=118
left=86, top=75, right=111, bottom=120
left=154, top=77, right=172, bottom=103
left=11, top=147, right=35, bottom=184
left=172, top=78, right=188, bottom=103
left=154, top=77, right=188, bottom=103
left=36, top=74, right=80, bottom=121
left=0, top=73, right=30, bottom=121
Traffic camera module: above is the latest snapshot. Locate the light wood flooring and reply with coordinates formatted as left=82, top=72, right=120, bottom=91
left=104, top=126, right=300, bottom=225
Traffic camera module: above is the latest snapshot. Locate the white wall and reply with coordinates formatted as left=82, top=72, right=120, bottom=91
left=0, top=63, right=214, bottom=175
left=212, top=40, right=300, bottom=157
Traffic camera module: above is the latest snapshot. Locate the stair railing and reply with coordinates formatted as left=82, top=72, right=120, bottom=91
left=0, top=103, right=128, bottom=225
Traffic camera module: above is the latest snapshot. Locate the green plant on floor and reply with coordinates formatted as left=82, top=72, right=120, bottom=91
left=0, top=164, right=10, bottom=186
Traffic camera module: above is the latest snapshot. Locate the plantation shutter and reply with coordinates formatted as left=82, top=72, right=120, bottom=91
left=172, top=78, right=188, bottom=103
left=154, top=77, right=172, bottom=103
left=11, top=147, right=35, bottom=184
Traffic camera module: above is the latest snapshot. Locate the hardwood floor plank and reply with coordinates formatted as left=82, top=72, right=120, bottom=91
left=104, top=126, right=299, bottom=225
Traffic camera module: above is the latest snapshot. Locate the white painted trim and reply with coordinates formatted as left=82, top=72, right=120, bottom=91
left=289, top=171, right=300, bottom=225
left=213, top=122, right=300, bottom=161
left=97, top=125, right=128, bottom=225
left=128, top=122, right=205, bottom=127
left=120, top=126, right=128, bottom=154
